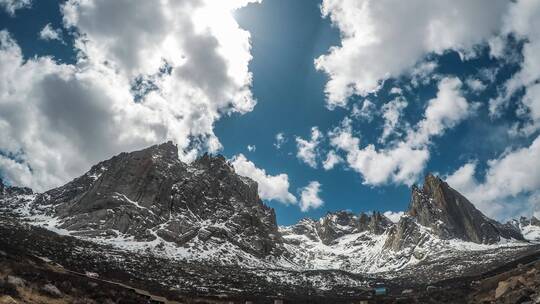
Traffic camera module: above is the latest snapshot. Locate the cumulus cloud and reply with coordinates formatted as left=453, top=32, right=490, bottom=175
left=330, top=124, right=429, bottom=186
left=0, top=0, right=31, bottom=16
left=446, top=135, right=540, bottom=219
left=389, top=87, right=403, bottom=95
left=409, top=61, right=439, bottom=88
left=39, top=23, right=63, bottom=42
left=409, top=78, right=477, bottom=145
left=380, top=97, right=408, bottom=143
left=351, top=99, right=376, bottom=122
left=246, top=144, right=256, bottom=152
left=330, top=77, right=475, bottom=186
left=322, top=150, right=342, bottom=170
left=0, top=0, right=260, bottom=191
left=274, top=132, right=286, bottom=149
left=295, top=127, right=322, bottom=168
left=488, top=36, right=506, bottom=59
left=231, top=154, right=297, bottom=204
left=488, top=1, right=540, bottom=135
left=299, top=181, right=324, bottom=212
left=315, top=0, right=508, bottom=107
left=465, top=77, right=487, bottom=93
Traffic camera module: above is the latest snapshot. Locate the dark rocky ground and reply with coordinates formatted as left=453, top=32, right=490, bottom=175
left=0, top=215, right=373, bottom=303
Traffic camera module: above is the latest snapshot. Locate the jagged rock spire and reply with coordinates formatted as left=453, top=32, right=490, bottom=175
left=408, top=173, right=523, bottom=243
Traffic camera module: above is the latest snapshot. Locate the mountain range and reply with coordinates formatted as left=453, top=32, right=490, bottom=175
left=1, top=141, right=540, bottom=303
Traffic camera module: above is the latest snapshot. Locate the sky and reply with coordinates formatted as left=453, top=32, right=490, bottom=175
left=0, top=0, right=539, bottom=225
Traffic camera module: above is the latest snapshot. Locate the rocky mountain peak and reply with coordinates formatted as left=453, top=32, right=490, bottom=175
left=29, top=142, right=283, bottom=258
left=194, top=152, right=229, bottom=168
left=407, top=173, right=523, bottom=244
left=520, top=216, right=540, bottom=227
left=282, top=210, right=393, bottom=245
left=358, top=211, right=392, bottom=234
left=320, top=210, right=357, bottom=226
left=150, top=140, right=179, bottom=156
left=315, top=211, right=358, bottom=244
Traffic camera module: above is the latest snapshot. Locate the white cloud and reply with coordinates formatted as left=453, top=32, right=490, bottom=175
left=39, top=23, right=63, bottom=42
left=409, top=77, right=476, bottom=146
left=488, top=35, right=506, bottom=58
left=246, top=144, right=256, bottom=152
left=446, top=135, right=540, bottom=219
left=389, top=87, right=403, bottom=95
left=274, top=132, right=286, bottom=149
left=295, top=126, right=322, bottom=168
left=315, top=0, right=508, bottom=107
left=409, top=61, right=439, bottom=88
left=465, top=77, right=487, bottom=93
left=330, top=125, right=429, bottom=186
left=488, top=1, right=540, bottom=134
left=383, top=211, right=404, bottom=223
left=0, top=0, right=260, bottom=191
left=351, top=99, right=375, bottom=122
left=322, top=150, right=342, bottom=170
left=519, top=84, right=540, bottom=135
left=299, top=181, right=324, bottom=212
left=331, top=77, right=475, bottom=186
left=0, top=0, right=31, bottom=16
left=231, top=154, right=297, bottom=204
left=380, top=96, right=408, bottom=143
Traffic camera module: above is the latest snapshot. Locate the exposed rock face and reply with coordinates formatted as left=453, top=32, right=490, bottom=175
left=406, top=174, right=523, bottom=244
left=383, top=216, right=427, bottom=251
left=358, top=211, right=393, bottom=235
left=286, top=173, right=525, bottom=254
left=0, top=178, right=32, bottom=199
left=508, top=216, right=540, bottom=242
left=32, top=142, right=283, bottom=257
left=519, top=216, right=540, bottom=227
left=316, top=211, right=360, bottom=245
left=283, top=211, right=393, bottom=245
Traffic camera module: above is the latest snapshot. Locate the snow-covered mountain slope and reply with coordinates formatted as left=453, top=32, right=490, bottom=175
left=1, top=142, right=287, bottom=268
left=508, top=216, right=540, bottom=242
left=279, top=174, right=531, bottom=274
left=522, top=225, right=540, bottom=241
left=280, top=212, right=529, bottom=274
left=0, top=142, right=537, bottom=279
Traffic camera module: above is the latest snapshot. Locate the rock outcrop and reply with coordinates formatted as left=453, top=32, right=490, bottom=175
left=283, top=211, right=392, bottom=245
left=0, top=178, right=32, bottom=199
left=518, top=216, right=540, bottom=227
left=508, top=216, right=540, bottom=242
left=408, top=174, right=523, bottom=243
left=385, top=174, right=524, bottom=250
left=32, top=142, right=283, bottom=257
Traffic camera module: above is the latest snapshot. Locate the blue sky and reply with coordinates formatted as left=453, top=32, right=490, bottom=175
left=1, top=0, right=539, bottom=225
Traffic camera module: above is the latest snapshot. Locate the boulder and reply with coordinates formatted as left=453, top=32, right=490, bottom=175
left=6, top=276, right=25, bottom=287
left=41, top=283, right=62, bottom=298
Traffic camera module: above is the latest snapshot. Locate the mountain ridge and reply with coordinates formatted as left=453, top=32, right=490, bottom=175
left=0, top=142, right=538, bottom=276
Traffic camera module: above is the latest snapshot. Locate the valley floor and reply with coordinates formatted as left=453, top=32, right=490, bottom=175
left=1, top=215, right=540, bottom=304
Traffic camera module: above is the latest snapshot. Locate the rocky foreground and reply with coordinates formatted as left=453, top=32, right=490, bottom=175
left=1, top=142, right=540, bottom=303
left=1, top=215, right=539, bottom=304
